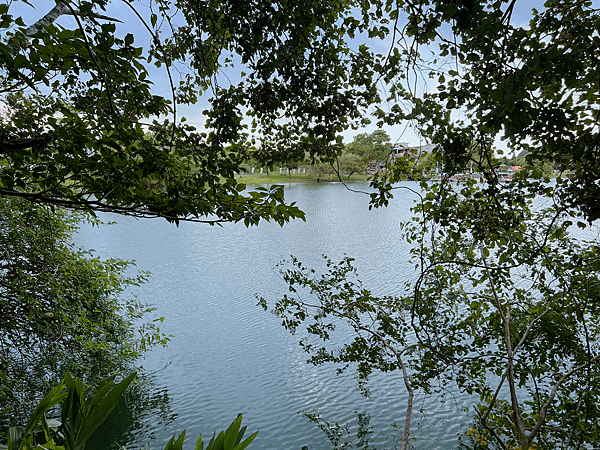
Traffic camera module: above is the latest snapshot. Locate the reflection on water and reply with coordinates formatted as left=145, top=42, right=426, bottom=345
left=300, top=410, right=397, bottom=450
left=76, top=182, right=471, bottom=450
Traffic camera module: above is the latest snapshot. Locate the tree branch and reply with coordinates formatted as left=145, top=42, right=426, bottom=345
left=481, top=246, right=527, bottom=439
left=23, top=1, right=122, bottom=38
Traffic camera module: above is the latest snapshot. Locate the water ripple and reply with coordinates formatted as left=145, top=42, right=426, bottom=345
left=76, top=182, right=474, bottom=450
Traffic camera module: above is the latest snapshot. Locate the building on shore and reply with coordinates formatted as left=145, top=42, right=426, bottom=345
left=391, top=142, right=436, bottom=161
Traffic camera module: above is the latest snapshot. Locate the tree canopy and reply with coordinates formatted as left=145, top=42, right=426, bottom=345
left=1, top=0, right=598, bottom=220
left=346, top=130, right=392, bottom=167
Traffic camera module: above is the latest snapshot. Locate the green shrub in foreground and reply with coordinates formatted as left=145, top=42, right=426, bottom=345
left=4, top=373, right=257, bottom=450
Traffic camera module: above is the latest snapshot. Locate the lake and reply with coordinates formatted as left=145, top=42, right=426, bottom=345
left=76, top=181, right=474, bottom=450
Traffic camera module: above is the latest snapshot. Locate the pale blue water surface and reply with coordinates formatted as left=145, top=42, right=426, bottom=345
left=76, top=181, right=474, bottom=450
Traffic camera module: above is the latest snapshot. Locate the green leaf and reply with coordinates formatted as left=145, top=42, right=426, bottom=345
left=7, top=426, right=24, bottom=450
left=75, top=373, right=136, bottom=444
left=195, top=433, right=204, bottom=450
left=24, top=381, right=67, bottom=437
left=163, top=432, right=187, bottom=450
left=223, top=415, right=241, bottom=450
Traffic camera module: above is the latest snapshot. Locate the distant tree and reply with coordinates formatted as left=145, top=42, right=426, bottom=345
left=336, top=151, right=366, bottom=179
left=311, top=161, right=338, bottom=182
left=346, top=131, right=392, bottom=167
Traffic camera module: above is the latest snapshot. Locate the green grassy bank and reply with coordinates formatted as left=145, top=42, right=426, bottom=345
left=236, top=172, right=371, bottom=185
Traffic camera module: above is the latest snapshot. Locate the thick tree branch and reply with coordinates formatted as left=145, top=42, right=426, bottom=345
left=0, top=134, right=56, bottom=152
left=481, top=246, right=527, bottom=438
left=24, top=1, right=121, bottom=37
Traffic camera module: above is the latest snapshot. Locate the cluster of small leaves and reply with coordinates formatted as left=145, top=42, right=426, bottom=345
left=258, top=254, right=417, bottom=393
left=301, top=411, right=376, bottom=450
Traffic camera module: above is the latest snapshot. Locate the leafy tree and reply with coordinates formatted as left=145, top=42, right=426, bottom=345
left=0, top=0, right=365, bottom=434
left=258, top=255, right=417, bottom=450
left=310, top=161, right=338, bottom=182
left=252, top=140, right=307, bottom=179
left=336, top=151, right=366, bottom=179
left=0, top=0, right=381, bottom=224
left=255, top=0, right=600, bottom=432
left=261, top=178, right=600, bottom=449
left=345, top=131, right=392, bottom=168
left=309, top=150, right=365, bottom=181
left=256, top=0, right=600, bottom=439
left=401, top=180, right=600, bottom=449
left=0, top=197, right=166, bottom=426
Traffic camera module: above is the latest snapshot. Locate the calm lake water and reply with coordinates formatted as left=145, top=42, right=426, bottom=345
left=76, top=181, right=475, bottom=450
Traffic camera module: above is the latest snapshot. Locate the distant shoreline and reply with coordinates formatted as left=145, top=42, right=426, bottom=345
left=236, top=173, right=372, bottom=185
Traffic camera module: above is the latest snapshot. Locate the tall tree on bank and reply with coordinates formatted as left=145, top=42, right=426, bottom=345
left=345, top=130, right=392, bottom=168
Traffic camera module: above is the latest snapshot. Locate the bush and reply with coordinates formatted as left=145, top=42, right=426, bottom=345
left=0, top=198, right=168, bottom=427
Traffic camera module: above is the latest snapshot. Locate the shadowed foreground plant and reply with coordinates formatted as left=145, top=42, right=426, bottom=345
left=4, top=373, right=257, bottom=450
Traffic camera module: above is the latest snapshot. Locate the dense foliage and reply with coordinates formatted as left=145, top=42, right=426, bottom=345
left=0, top=1, right=310, bottom=225
left=0, top=0, right=598, bottom=219
left=0, top=198, right=166, bottom=427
